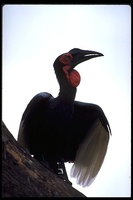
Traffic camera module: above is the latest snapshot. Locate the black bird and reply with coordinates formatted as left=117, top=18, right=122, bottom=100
left=18, top=48, right=111, bottom=187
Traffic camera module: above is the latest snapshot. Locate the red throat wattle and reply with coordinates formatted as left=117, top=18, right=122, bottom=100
left=63, top=65, right=81, bottom=87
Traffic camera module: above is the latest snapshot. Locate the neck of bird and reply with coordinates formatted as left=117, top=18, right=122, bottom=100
left=58, top=83, right=77, bottom=103
left=54, top=67, right=77, bottom=103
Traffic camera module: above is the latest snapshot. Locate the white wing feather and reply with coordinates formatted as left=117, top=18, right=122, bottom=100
left=70, top=118, right=109, bottom=187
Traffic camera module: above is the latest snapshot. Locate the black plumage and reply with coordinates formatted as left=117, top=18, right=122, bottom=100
left=18, top=48, right=111, bottom=187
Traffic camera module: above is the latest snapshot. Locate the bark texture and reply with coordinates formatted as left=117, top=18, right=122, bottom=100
left=2, top=121, right=86, bottom=197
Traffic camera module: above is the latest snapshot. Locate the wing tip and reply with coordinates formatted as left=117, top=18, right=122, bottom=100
left=70, top=119, right=110, bottom=187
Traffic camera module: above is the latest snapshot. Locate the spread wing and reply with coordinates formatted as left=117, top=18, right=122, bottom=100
left=70, top=101, right=111, bottom=187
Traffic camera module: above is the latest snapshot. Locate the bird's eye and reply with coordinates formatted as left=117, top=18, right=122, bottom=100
left=59, top=53, right=73, bottom=64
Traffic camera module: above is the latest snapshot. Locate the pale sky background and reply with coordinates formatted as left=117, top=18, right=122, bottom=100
left=2, top=5, right=131, bottom=197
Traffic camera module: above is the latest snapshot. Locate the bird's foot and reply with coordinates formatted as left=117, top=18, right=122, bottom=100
left=34, top=154, right=72, bottom=185
left=57, top=161, right=72, bottom=186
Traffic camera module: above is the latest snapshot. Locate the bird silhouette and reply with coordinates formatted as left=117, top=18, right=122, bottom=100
left=18, top=48, right=111, bottom=187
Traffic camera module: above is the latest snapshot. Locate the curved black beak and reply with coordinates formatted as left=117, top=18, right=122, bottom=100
left=69, top=48, right=104, bottom=69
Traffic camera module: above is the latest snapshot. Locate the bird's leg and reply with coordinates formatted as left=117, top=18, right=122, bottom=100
left=57, top=159, right=72, bottom=185
left=47, top=157, right=72, bottom=185
left=34, top=154, right=72, bottom=185
left=48, top=158, right=59, bottom=174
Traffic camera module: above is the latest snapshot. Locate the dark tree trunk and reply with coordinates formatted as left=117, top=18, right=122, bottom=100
left=2, top=121, right=86, bottom=197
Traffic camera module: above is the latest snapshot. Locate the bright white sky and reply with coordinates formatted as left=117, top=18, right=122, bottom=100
left=2, top=5, right=131, bottom=197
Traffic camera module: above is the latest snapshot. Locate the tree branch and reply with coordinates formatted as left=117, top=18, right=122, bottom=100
left=2, top=121, right=86, bottom=197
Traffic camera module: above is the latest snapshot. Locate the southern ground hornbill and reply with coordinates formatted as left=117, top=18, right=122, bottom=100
left=18, top=48, right=111, bottom=187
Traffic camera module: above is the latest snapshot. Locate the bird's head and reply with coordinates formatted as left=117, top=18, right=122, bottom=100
left=54, top=48, right=103, bottom=88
